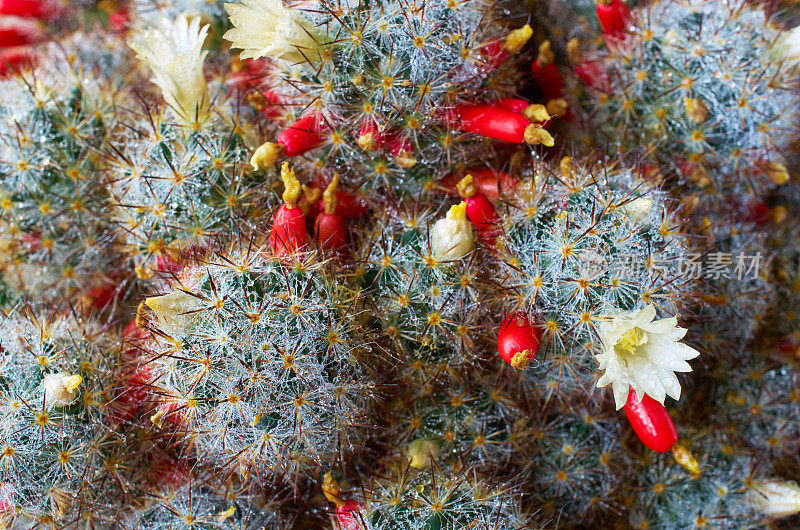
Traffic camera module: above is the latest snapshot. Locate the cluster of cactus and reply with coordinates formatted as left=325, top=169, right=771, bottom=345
left=138, top=243, right=373, bottom=477
left=0, top=41, right=126, bottom=309
left=562, top=0, right=798, bottom=208
left=322, top=458, right=531, bottom=530
left=107, top=106, right=271, bottom=278
left=498, top=157, right=693, bottom=394
left=0, top=306, right=120, bottom=526
left=238, top=0, right=550, bottom=197
left=354, top=202, right=493, bottom=373
left=0, top=0, right=798, bottom=527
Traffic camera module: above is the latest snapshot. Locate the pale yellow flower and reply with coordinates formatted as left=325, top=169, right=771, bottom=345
left=130, top=15, right=210, bottom=123
left=224, top=0, right=323, bottom=64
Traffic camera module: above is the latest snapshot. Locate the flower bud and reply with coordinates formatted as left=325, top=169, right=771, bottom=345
left=749, top=480, right=800, bottom=518
left=43, top=372, right=82, bottom=409
left=145, top=290, right=202, bottom=338
left=430, top=202, right=473, bottom=260
left=407, top=438, right=440, bottom=469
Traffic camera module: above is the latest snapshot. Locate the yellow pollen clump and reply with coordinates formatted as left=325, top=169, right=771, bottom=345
left=504, top=24, right=532, bottom=54
left=280, top=163, right=301, bottom=206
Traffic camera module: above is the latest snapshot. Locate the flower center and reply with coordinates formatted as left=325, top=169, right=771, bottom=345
left=615, top=327, right=648, bottom=357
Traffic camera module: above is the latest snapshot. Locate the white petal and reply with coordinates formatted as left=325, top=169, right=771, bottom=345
left=612, top=382, right=629, bottom=410
left=596, top=372, right=614, bottom=388
left=633, top=304, right=657, bottom=325
left=663, top=371, right=682, bottom=401
left=643, top=316, right=681, bottom=335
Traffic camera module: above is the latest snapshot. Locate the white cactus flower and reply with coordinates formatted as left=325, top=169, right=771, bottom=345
left=129, top=15, right=210, bottom=123
left=595, top=304, right=700, bottom=410
left=42, top=372, right=83, bottom=409
left=430, top=202, right=474, bottom=261
left=223, top=0, right=323, bottom=64
left=748, top=480, right=800, bottom=518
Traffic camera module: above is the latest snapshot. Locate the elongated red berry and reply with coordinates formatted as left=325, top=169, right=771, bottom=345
left=109, top=8, right=131, bottom=33
left=480, top=40, right=508, bottom=69
left=495, top=97, right=531, bottom=114
left=457, top=174, right=501, bottom=246
left=385, top=134, right=416, bottom=168
left=229, top=58, right=269, bottom=90
left=276, top=114, right=326, bottom=156
left=146, top=455, right=191, bottom=488
left=334, top=501, right=363, bottom=530
left=82, top=283, right=118, bottom=312
left=0, top=494, right=12, bottom=513
left=479, top=24, right=531, bottom=68
left=531, top=41, right=564, bottom=101
left=150, top=398, right=187, bottom=428
left=0, top=45, right=33, bottom=77
left=270, top=163, right=308, bottom=262
left=0, top=0, right=59, bottom=18
left=113, top=364, right=154, bottom=424
left=252, top=90, right=284, bottom=119
left=307, top=182, right=368, bottom=220
left=357, top=120, right=387, bottom=151
left=0, top=19, right=43, bottom=47
left=597, top=0, right=631, bottom=40
left=624, top=389, right=678, bottom=453
left=497, top=312, right=542, bottom=370
left=323, top=472, right=363, bottom=530
left=453, top=103, right=532, bottom=143
left=441, top=168, right=517, bottom=201
left=566, top=39, right=609, bottom=91
left=123, top=319, right=142, bottom=340
left=313, top=175, right=347, bottom=253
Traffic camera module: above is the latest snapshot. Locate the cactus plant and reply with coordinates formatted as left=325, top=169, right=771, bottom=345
left=0, top=45, right=123, bottom=308
left=140, top=242, right=374, bottom=478
left=231, top=0, right=543, bottom=196
left=0, top=306, right=121, bottom=526
left=574, top=0, right=799, bottom=207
